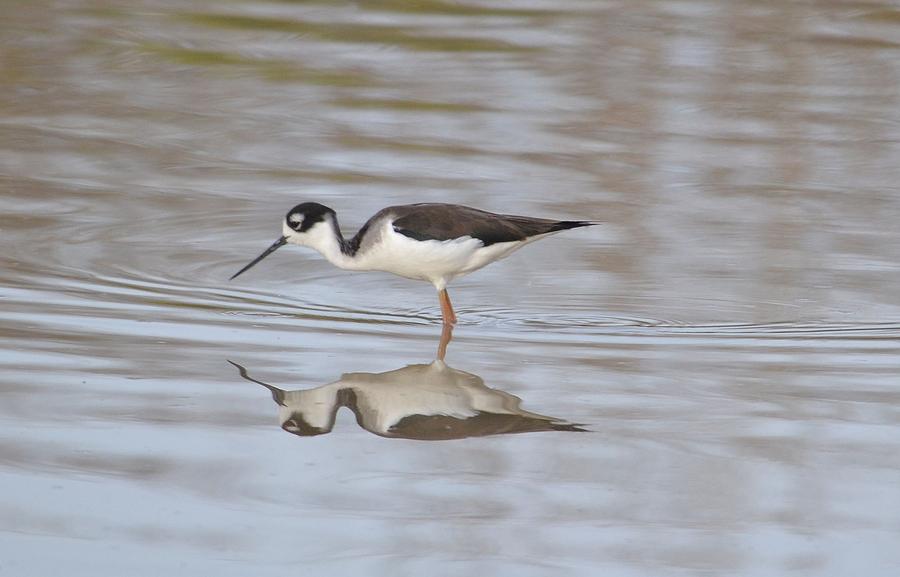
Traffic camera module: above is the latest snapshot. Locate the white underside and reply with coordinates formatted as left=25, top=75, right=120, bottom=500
left=351, top=220, right=543, bottom=290
left=286, top=217, right=557, bottom=291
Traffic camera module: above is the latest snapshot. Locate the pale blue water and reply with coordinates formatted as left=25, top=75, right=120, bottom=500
left=2, top=1, right=900, bottom=575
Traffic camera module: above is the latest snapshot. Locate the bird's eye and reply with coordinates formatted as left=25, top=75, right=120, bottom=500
left=287, top=212, right=305, bottom=230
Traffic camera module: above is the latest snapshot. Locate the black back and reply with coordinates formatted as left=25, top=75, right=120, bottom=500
left=387, top=203, right=594, bottom=246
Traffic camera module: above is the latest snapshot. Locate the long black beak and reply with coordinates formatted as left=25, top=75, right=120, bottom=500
left=230, top=236, right=287, bottom=280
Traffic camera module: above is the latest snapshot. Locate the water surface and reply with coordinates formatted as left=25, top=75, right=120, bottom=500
left=2, top=1, right=900, bottom=575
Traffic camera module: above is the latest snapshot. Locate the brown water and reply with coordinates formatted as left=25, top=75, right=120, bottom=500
left=3, top=1, right=900, bottom=575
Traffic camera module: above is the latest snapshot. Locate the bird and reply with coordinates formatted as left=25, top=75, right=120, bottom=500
left=228, top=359, right=586, bottom=440
left=230, top=202, right=596, bottom=325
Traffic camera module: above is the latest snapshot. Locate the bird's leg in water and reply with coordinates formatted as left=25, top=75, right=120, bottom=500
left=437, top=322, right=454, bottom=360
left=438, top=288, right=457, bottom=325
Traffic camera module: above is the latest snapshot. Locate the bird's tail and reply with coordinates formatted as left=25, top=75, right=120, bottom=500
left=550, top=220, right=598, bottom=232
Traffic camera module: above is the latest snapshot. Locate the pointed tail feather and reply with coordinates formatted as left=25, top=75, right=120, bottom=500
left=550, top=220, right=598, bottom=232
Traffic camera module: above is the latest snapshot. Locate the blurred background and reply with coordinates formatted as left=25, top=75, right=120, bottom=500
left=2, top=1, right=899, bottom=575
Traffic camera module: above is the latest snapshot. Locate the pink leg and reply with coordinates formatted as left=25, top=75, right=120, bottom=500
left=438, top=289, right=457, bottom=325
left=436, top=322, right=454, bottom=361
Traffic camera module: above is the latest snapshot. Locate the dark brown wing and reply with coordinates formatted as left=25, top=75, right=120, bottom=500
left=390, top=203, right=593, bottom=246
left=383, top=412, right=587, bottom=440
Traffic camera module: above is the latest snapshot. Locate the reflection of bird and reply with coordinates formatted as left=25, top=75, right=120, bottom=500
left=228, top=360, right=586, bottom=440
left=230, top=202, right=595, bottom=324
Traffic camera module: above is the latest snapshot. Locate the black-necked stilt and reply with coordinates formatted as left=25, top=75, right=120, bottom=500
left=230, top=202, right=596, bottom=324
left=228, top=359, right=585, bottom=440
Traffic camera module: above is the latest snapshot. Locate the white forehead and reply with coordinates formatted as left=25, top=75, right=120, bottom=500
left=288, top=213, right=304, bottom=224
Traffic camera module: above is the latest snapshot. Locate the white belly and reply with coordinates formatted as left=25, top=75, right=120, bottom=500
left=353, top=222, right=526, bottom=290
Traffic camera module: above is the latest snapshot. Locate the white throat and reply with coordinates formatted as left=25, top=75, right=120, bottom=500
left=283, top=218, right=359, bottom=270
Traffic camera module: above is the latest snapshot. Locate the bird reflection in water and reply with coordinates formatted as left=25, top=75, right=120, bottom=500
left=228, top=356, right=585, bottom=441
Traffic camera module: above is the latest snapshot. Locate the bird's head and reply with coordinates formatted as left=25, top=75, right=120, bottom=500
left=281, top=202, right=337, bottom=246
left=230, top=202, right=337, bottom=281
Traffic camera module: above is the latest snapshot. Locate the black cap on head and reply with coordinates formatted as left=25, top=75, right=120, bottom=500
left=285, top=202, right=335, bottom=233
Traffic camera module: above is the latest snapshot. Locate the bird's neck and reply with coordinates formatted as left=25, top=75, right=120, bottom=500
left=306, top=221, right=362, bottom=270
